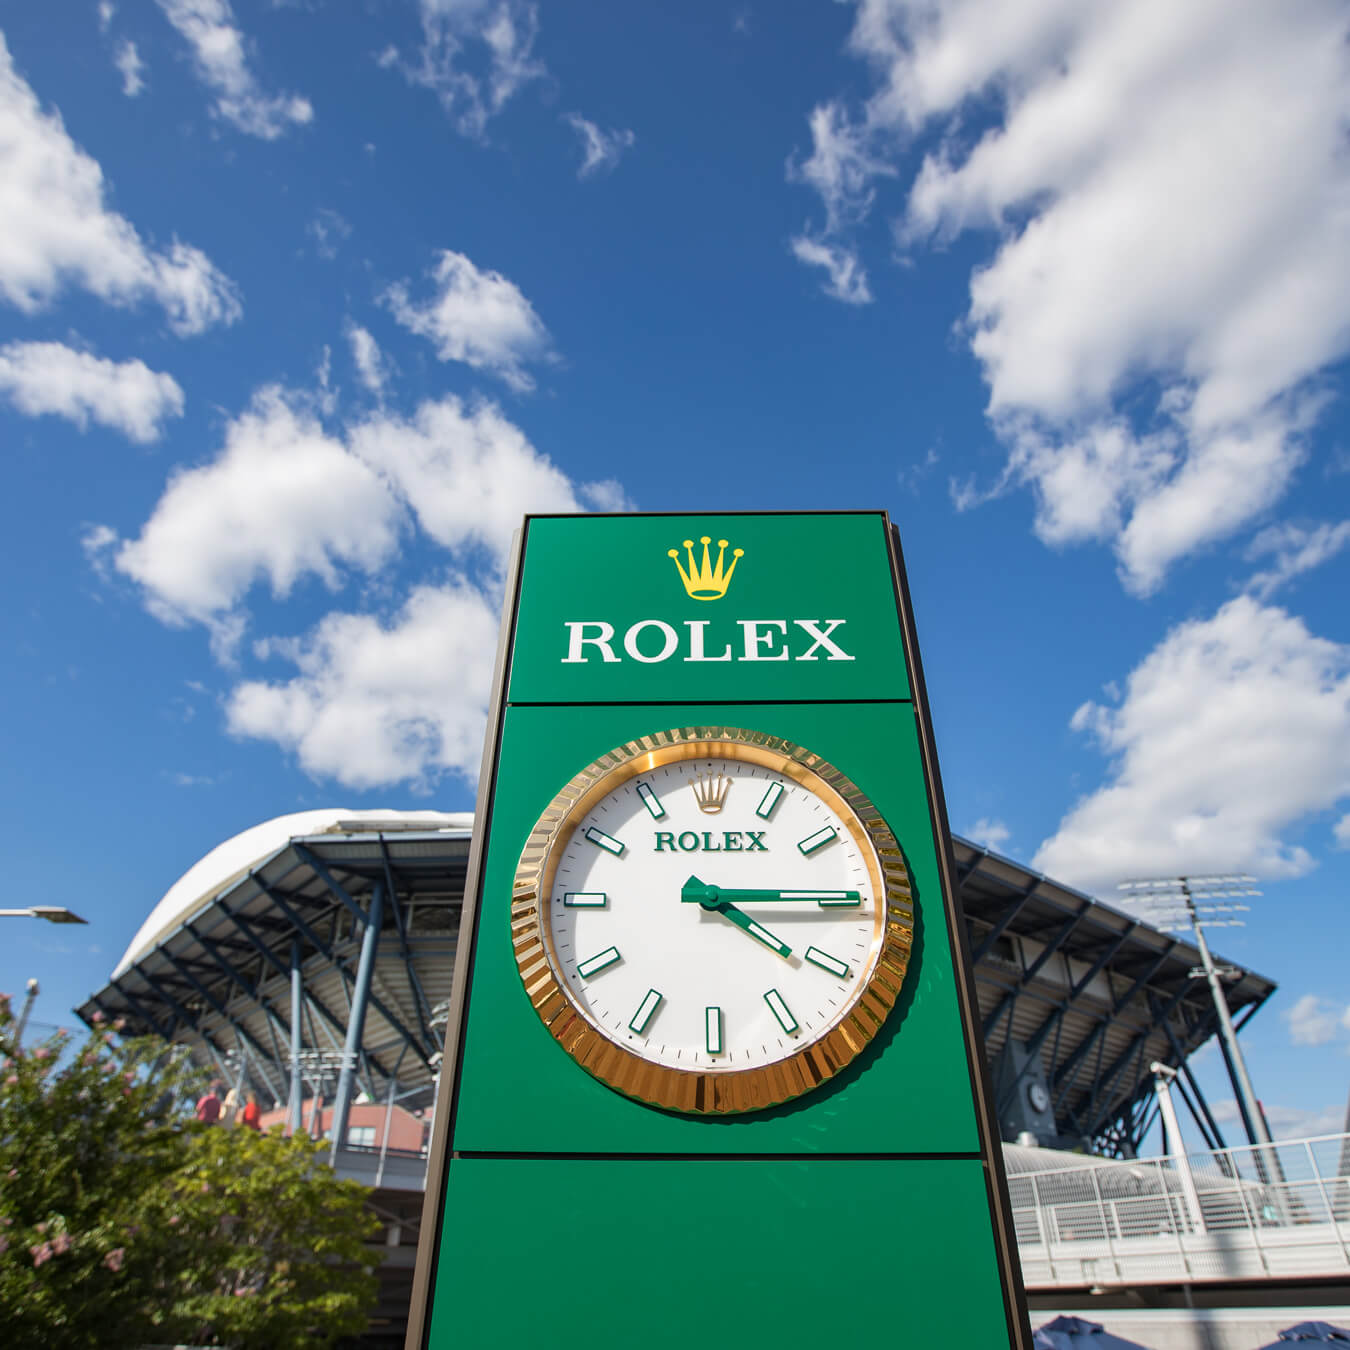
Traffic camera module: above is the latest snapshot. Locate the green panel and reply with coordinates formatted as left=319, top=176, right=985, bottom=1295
left=451, top=700, right=979, bottom=1156
left=508, top=513, right=912, bottom=704
left=427, top=1157, right=1011, bottom=1349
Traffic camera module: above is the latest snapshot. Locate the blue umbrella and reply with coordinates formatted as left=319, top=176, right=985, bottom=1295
left=1033, top=1315, right=1155, bottom=1349
left=1258, top=1323, right=1350, bottom=1345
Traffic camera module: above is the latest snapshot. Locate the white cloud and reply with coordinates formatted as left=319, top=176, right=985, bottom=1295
left=113, top=40, right=145, bottom=97
left=789, top=235, right=871, bottom=305
left=227, top=580, right=500, bottom=790
left=307, top=208, right=351, bottom=261
left=98, top=2, right=116, bottom=33
left=1034, top=596, right=1350, bottom=891
left=1221, top=1100, right=1348, bottom=1141
left=1245, top=520, right=1350, bottom=600
left=155, top=0, right=313, bottom=139
left=964, top=817, right=1011, bottom=851
left=792, top=0, right=1350, bottom=589
left=113, top=387, right=403, bottom=632
left=388, top=0, right=543, bottom=140
left=1335, top=814, right=1350, bottom=849
left=384, top=249, right=552, bottom=391
left=563, top=114, right=635, bottom=179
left=349, top=395, right=582, bottom=562
left=0, top=341, right=184, bottom=442
left=108, top=382, right=620, bottom=636
left=344, top=321, right=389, bottom=396
left=788, top=101, right=894, bottom=236
left=578, top=478, right=635, bottom=513
left=1282, top=993, right=1349, bottom=1048
left=0, top=34, right=241, bottom=333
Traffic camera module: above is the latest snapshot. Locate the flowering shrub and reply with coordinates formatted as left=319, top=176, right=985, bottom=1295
left=0, top=995, right=379, bottom=1348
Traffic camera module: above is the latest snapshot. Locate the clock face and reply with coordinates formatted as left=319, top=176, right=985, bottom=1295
left=512, top=727, right=915, bottom=1114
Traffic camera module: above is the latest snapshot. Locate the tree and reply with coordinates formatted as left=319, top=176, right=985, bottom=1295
left=0, top=992, right=380, bottom=1348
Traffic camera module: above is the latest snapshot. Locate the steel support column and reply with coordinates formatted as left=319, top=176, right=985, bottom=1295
left=329, top=882, right=383, bottom=1161
left=288, top=939, right=304, bottom=1135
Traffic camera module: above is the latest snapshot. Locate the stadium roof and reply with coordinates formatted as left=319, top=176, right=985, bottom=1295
left=78, top=814, right=1276, bottom=1156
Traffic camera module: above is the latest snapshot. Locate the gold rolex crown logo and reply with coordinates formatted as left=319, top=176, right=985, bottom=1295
left=667, top=535, right=744, bottom=601
left=691, top=770, right=731, bottom=814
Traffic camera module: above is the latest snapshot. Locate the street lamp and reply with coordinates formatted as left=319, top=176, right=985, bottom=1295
left=0, top=906, right=88, bottom=924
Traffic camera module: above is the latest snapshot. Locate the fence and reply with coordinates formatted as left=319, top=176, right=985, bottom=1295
left=1009, top=1132, right=1350, bottom=1288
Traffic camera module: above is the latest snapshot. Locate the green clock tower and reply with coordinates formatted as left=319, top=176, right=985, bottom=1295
left=406, top=511, right=1032, bottom=1349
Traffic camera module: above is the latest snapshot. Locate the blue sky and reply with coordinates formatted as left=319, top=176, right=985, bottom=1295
left=2, top=1, right=1348, bottom=1150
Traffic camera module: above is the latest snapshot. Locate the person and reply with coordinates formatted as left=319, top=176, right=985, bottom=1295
left=240, top=1091, right=261, bottom=1131
left=195, top=1080, right=223, bottom=1124
left=221, top=1084, right=240, bottom=1126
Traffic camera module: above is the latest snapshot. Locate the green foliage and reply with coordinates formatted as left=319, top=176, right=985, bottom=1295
left=0, top=993, right=380, bottom=1348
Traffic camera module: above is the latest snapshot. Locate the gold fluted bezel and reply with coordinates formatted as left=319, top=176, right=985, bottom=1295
left=511, top=726, right=914, bottom=1115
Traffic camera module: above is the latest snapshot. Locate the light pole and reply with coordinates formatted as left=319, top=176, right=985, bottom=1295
left=0, top=907, right=88, bottom=924
left=1118, top=874, right=1272, bottom=1150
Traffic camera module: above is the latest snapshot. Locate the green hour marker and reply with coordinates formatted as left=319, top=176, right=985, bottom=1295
left=705, top=1006, right=723, bottom=1055
left=629, top=988, right=662, bottom=1034
left=755, top=782, right=783, bottom=819
left=763, top=988, right=798, bottom=1034
left=585, top=826, right=625, bottom=855
left=797, top=826, right=837, bottom=855
left=636, top=783, right=665, bottom=819
left=577, top=946, right=621, bottom=979
left=562, top=892, right=607, bottom=908
left=804, top=946, right=851, bottom=978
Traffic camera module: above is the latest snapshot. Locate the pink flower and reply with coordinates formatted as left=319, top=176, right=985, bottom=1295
left=200, top=1182, right=210, bottom=1194
left=34, top=1222, right=47, bottom=1235
left=167, top=1215, right=180, bottom=1227
left=5, top=1168, right=16, bottom=1180
left=90, top=1010, right=105, bottom=1024
left=4, top=1075, right=16, bottom=1086
left=103, top=1247, right=125, bottom=1273
left=124, top=1072, right=135, bottom=1084
left=30, top=1241, right=52, bottom=1267
left=32, top=1048, right=49, bottom=1061
left=113, top=1018, right=126, bottom=1032
left=51, top=1232, right=71, bottom=1255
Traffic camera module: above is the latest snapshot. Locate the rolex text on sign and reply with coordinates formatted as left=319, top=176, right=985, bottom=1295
left=560, top=618, right=855, bottom=664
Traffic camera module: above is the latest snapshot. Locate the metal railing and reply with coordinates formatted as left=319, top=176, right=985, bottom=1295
left=1010, top=1132, right=1350, bottom=1288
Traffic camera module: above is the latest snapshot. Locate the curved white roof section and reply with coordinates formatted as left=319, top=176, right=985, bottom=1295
left=114, top=808, right=474, bottom=978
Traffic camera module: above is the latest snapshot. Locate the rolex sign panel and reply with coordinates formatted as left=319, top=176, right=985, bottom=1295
left=408, top=512, right=1032, bottom=1350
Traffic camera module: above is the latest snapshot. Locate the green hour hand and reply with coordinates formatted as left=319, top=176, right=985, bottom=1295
left=680, top=876, right=860, bottom=908
left=681, top=875, right=792, bottom=959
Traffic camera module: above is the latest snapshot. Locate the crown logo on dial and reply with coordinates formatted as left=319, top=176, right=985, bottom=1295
left=668, top=535, right=744, bottom=601
left=690, top=770, right=730, bottom=814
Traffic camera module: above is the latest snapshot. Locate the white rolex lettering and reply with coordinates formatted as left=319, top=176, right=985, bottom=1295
left=624, top=619, right=679, bottom=663
left=684, top=620, right=733, bottom=662
left=562, top=621, right=620, bottom=663
left=739, top=619, right=789, bottom=661
left=794, top=619, right=854, bottom=661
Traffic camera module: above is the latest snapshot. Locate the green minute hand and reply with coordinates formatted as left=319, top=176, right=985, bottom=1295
left=681, top=875, right=792, bottom=959
left=680, top=876, right=861, bottom=908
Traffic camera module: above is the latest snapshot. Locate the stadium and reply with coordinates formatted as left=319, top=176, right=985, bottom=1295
left=80, top=810, right=1350, bottom=1349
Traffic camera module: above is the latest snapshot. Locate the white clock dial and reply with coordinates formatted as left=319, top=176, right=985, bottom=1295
left=543, top=756, right=884, bottom=1072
